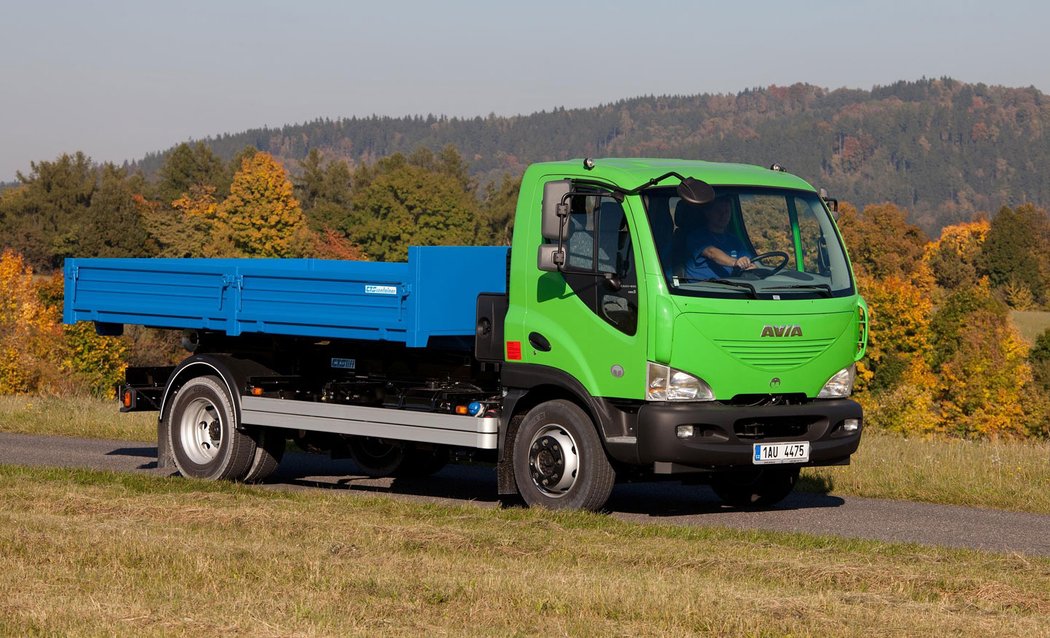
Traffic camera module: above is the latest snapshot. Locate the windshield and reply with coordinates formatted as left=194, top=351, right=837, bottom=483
left=642, top=186, right=854, bottom=299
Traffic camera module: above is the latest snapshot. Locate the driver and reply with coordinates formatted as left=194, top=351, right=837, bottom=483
left=683, top=196, right=754, bottom=280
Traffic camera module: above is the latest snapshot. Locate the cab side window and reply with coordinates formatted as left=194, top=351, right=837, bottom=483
left=561, top=191, right=638, bottom=335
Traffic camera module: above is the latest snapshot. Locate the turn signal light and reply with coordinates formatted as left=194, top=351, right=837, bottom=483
left=122, top=390, right=133, bottom=409
left=250, top=387, right=264, bottom=396
left=455, top=405, right=469, bottom=415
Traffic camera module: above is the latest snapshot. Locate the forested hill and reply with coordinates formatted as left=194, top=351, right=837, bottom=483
left=135, top=77, right=1050, bottom=235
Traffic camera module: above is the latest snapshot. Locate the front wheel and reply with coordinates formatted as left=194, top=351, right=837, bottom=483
left=513, top=400, right=615, bottom=511
left=167, top=375, right=256, bottom=481
left=710, top=467, right=799, bottom=508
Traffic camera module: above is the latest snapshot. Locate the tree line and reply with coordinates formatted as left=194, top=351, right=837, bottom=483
left=0, top=143, right=518, bottom=271
left=131, top=78, right=1050, bottom=238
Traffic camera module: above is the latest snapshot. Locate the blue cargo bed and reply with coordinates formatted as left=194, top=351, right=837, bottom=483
left=64, top=246, right=508, bottom=347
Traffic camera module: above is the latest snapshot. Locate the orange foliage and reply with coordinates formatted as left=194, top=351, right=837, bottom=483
left=0, top=250, right=127, bottom=396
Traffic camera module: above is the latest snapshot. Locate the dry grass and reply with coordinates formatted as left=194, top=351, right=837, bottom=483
left=801, top=429, right=1050, bottom=514
left=0, top=395, right=155, bottom=441
left=0, top=464, right=1047, bottom=637
left=1009, top=309, right=1050, bottom=344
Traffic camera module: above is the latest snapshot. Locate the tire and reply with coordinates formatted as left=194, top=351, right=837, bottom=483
left=242, top=427, right=286, bottom=483
left=512, top=400, right=615, bottom=511
left=167, top=376, right=256, bottom=481
left=348, top=437, right=406, bottom=478
left=710, top=467, right=800, bottom=508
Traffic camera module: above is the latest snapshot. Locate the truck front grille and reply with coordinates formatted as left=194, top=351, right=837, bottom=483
left=714, top=337, right=835, bottom=372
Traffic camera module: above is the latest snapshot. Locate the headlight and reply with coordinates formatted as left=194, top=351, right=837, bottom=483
left=818, top=365, right=856, bottom=398
left=646, top=362, right=715, bottom=402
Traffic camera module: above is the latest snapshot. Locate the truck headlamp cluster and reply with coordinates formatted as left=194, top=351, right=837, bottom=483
left=818, top=364, right=856, bottom=399
left=646, top=362, right=715, bottom=402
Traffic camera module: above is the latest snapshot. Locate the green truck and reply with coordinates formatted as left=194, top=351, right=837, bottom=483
left=65, top=157, right=867, bottom=511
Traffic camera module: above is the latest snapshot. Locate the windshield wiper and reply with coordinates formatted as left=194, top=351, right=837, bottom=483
left=703, top=279, right=758, bottom=298
left=767, top=284, right=833, bottom=297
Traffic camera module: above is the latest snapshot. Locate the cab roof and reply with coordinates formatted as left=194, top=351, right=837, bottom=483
left=527, top=158, right=817, bottom=192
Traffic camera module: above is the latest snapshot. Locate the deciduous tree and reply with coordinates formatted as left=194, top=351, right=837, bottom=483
left=215, top=153, right=307, bottom=257
left=348, top=150, right=480, bottom=261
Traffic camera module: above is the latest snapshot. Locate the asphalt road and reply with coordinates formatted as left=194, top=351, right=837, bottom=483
left=1, top=431, right=1047, bottom=556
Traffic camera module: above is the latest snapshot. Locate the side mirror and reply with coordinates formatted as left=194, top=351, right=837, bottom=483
left=677, top=178, right=715, bottom=206
left=541, top=180, right=571, bottom=240
left=537, top=244, right=564, bottom=272
left=820, top=188, right=839, bottom=214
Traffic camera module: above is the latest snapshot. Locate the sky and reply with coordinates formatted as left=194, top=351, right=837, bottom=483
left=1, top=0, right=1048, bottom=182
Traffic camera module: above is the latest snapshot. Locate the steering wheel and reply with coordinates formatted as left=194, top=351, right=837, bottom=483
left=736, top=251, right=789, bottom=278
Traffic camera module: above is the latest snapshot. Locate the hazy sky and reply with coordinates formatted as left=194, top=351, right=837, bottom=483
left=1, top=0, right=1048, bottom=181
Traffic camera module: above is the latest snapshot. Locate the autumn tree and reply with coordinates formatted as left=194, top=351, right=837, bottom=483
left=856, top=274, right=933, bottom=391
left=936, top=306, right=1031, bottom=438
left=923, top=219, right=989, bottom=292
left=162, top=185, right=222, bottom=257
left=348, top=147, right=481, bottom=261
left=0, top=250, right=62, bottom=392
left=213, top=152, right=307, bottom=257
left=928, top=282, right=1008, bottom=370
left=837, top=202, right=930, bottom=288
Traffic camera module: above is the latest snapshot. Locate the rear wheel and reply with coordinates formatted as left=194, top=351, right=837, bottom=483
left=168, top=376, right=256, bottom=481
left=710, top=467, right=800, bottom=507
left=396, top=445, right=449, bottom=478
left=513, top=400, right=615, bottom=511
left=348, top=437, right=406, bottom=478
left=243, top=427, right=286, bottom=483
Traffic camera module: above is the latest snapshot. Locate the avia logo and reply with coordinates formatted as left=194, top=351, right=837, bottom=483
left=761, top=324, right=803, bottom=338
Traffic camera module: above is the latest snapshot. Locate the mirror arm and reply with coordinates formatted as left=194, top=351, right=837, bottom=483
left=622, top=171, right=688, bottom=195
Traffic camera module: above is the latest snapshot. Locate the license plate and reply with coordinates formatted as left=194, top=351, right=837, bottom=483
left=753, top=441, right=810, bottom=465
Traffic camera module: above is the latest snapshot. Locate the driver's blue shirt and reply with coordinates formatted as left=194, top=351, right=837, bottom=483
left=684, top=228, right=751, bottom=280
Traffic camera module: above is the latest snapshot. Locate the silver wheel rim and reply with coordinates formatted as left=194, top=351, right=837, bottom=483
left=178, top=397, right=223, bottom=465
left=527, top=424, right=580, bottom=498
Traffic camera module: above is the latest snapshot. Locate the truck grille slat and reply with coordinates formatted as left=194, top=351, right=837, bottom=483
left=714, top=338, right=836, bottom=371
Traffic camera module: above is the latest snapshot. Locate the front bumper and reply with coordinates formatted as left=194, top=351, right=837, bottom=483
left=634, top=398, right=862, bottom=471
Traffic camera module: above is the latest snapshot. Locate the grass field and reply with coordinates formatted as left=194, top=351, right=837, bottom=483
left=0, top=464, right=1047, bottom=637
left=2, top=395, right=1049, bottom=514
left=1010, top=309, right=1050, bottom=344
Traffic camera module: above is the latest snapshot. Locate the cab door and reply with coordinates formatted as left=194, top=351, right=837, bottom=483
left=522, top=184, right=647, bottom=400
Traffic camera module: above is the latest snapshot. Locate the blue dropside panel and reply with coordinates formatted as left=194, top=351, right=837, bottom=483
left=64, top=246, right=508, bottom=347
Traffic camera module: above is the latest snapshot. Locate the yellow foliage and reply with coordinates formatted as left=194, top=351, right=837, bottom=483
left=855, top=273, right=933, bottom=394
left=0, top=250, right=63, bottom=393
left=0, top=252, right=126, bottom=397
left=924, top=219, right=990, bottom=260
left=936, top=309, right=1032, bottom=438
left=215, top=153, right=306, bottom=257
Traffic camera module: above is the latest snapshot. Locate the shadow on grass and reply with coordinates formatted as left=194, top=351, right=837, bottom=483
left=797, top=472, right=836, bottom=495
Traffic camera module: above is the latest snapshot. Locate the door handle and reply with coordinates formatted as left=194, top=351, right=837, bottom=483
left=528, top=332, right=551, bottom=352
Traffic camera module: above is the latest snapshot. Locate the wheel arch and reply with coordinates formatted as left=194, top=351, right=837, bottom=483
left=497, top=363, right=625, bottom=496
left=157, top=354, right=276, bottom=469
